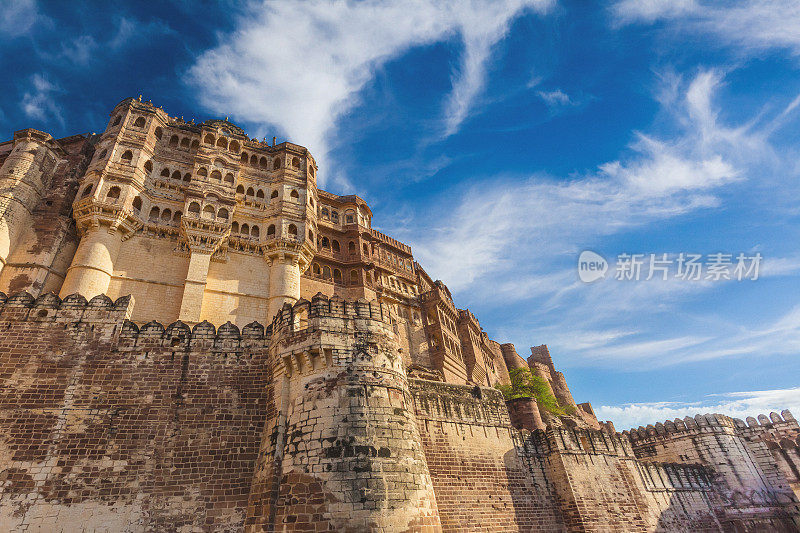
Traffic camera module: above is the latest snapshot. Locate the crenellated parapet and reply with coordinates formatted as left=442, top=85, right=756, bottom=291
left=547, top=425, right=637, bottom=458
left=624, top=412, right=742, bottom=446
left=0, top=290, right=133, bottom=323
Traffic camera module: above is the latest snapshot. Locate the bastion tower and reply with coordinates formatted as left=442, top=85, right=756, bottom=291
left=59, top=97, right=317, bottom=323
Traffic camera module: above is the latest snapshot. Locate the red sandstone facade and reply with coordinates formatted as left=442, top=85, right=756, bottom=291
left=0, top=99, right=798, bottom=531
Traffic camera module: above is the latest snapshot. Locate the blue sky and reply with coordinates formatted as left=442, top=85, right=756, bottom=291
left=3, top=0, right=800, bottom=428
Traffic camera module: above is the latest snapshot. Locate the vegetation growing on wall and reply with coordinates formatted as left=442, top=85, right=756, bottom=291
left=496, top=368, right=567, bottom=415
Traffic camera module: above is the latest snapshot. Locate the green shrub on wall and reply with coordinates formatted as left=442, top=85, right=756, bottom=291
left=496, top=368, right=566, bottom=415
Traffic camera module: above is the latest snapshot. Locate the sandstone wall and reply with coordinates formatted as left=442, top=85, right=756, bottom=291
left=410, top=379, right=567, bottom=532
left=0, top=291, right=270, bottom=532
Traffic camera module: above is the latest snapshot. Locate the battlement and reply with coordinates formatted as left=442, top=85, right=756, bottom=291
left=0, top=290, right=399, bottom=355
left=546, top=425, right=636, bottom=457
left=0, top=290, right=133, bottom=321
left=625, top=411, right=800, bottom=446
left=409, top=378, right=511, bottom=428
left=267, top=292, right=394, bottom=335
left=736, top=410, right=797, bottom=430
left=624, top=412, right=744, bottom=443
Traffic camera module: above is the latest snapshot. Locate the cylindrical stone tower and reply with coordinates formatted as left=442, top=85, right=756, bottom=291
left=59, top=227, right=123, bottom=298
left=0, top=129, right=58, bottom=276
left=246, top=294, right=442, bottom=531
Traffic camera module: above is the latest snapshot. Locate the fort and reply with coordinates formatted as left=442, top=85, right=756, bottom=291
left=0, top=97, right=798, bottom=531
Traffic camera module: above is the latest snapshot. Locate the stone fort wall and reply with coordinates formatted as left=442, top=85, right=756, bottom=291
left=0, top=291, right=798, bottom=531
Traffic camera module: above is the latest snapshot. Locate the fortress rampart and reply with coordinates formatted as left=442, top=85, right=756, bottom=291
left=0, top=99, right=799, bottom=531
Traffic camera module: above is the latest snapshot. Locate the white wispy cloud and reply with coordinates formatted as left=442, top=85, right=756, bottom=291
left=394, top=67, right=800, bottom=370
left=58, top=17, right=172, bottom=66
left=0, top=0, right=43, bottom=39
left=537, top=88, right=573, bottom=107
left=408, top=69, right=747, bottom=292
left=612, top=0, right=800, bottom=55
left=20, top=73, right=64, bottom=126
left=596, top=386, right=800, bottom=429
left=187, top=0, right=552, bottom=181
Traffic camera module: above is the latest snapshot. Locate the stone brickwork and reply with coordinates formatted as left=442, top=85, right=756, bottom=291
left=410, top=379, right=566, bottom=531
left=0, top=291, right=270, bottom=531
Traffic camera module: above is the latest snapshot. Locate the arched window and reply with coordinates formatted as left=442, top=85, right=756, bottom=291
left=288, top=224, right=297, bottom=237
left=271, top=190, right=278, bottom=199
left=160, top=168, right=170, bottom=177
left=148, top=207, right=160, bottom=221
left=321, top=208, right=329, bottom=219
left=241, top=152, right=249, bottom=164
left=246, top=187, right=254, bottom=196
left=132, top=196, right=142, bottom=213
left=259, top=157, right=267, bottom=169
left=333, top=269, right=342, bottom=284
left=144, top=160, right=153, bottom=173
left=236, top=185, right=244, bottom=194
left=292, top=157, right=300, bottom=168
left=204, top=134, right=215, bottom=144
left=210, top=170, right=222, bottom=181
left=183, top=173, right=191, bottom=182
left=188, top=202, right=201, bottom=215
left=202, top=205, right=215, bottom=219
left=241, top=223, right=249, bottom=235
left=106, top=186, right=121, bottom=202
left=251, top=155, right=258, bottom=166
left=322, top=266, right=331, bottom=280
left=256, top=189, right=264, bottom=199
left=133, top=116, right=146, bottom=127
left=197, top=167, right=207, bottom=177
left=171, top=170, right=181, bottom=181
left=345, top=210, right=355, bottom=224
left=350, top=270, right=358, bottom=284
left=363, top=243, right=369, bottom=256
left=312, top=263, right=321, bottom=276
left=348, top=241, right=355, bottom=254
left=290, top=189, right=299, bottom=200
left=112, top=116, right=121, bottom=126
left=216, top=137, right=228, bottom=150
left=169, top=135, right=179, bottom=147
left=173, top=211, right=182, bottom=223
left=267, top=224, right=276, bottom=237
left=332, top=240, right=340, bottom=253
left=190, top=140, right=199, bottom=150
left=180, top=137, right=190, bottom=149
left=231, top=221, right=239, bottom=234
left=229, top=140, right=240, bottom=152
left=321, top=236, right=330, bottom=249
left=154, top=127, right=162, bottom=140
left=251, top=225, right=259, bottom=238
left=121, top=150, right=133, bottom=162
left=161, top=208, right=172, bottom=222
left=273, top=157, right=282, bottom=170
left=217, top=208, right=229, bottom=220
left=224, top=173, right=234, bottom=184
left=331, top=211, right=339, bottom=223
